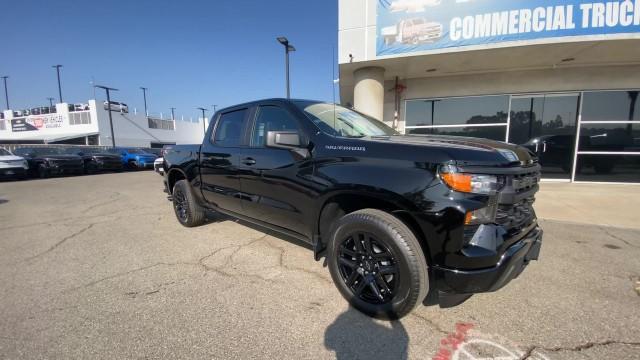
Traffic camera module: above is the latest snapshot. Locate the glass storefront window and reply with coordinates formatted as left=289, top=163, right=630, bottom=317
left=407, top=125, right=506, bottom=141
left=582, top=91, right=640, bottom=122
left=405, top=100, right=432, bottom=127
left=574, top=155, right=640, bottom=182
left=405, top=95, right=508, bottom=127
left=579, top=123, right=640, bottom=152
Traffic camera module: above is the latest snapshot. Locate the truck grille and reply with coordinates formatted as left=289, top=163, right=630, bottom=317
left=495, top=197, right=535, bottom=231
left=512, top=171, right=540, bottom=193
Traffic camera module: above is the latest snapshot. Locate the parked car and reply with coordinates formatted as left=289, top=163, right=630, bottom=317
left=13, top=147, right=84, bottom=178
left=163, top=98, right=543, bottom=320
left=0, top=148, right=29, bottom=180
left=65, top=147, right=123, bottom=174
left=103, top=101, right=129, bottom=113
left=108, top=148, right=157, bottom=169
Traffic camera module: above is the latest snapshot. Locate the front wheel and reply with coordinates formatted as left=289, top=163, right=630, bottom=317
left=327, top=209, right=429, bottom=320
left=172, top=179, right=206, bottom=227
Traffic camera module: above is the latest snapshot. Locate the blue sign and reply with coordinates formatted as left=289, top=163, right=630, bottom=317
left=377, top=0, right=640, bottom=56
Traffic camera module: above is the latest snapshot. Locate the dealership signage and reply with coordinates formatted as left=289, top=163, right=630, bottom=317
left=377, top=0, right=640, bottom=56
left=10, top=115, right=64, bottom=132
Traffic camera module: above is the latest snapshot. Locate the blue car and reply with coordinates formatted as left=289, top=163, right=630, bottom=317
left=109, top=148, right=158, bottom=170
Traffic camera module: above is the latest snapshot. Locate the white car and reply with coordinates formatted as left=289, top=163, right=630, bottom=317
left=0, top=148, right=29, bottom=179
left=154, top=157, right=164, bottom=175
left=103, top=101, right=129, bottom=113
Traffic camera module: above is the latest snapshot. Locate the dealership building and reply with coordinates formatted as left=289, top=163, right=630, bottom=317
left=0, top=100, right=205, bottom=148
left=339, top=0, right=640, bottom=183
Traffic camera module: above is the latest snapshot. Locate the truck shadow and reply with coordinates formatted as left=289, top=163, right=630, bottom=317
left=324, top=307, right=409, bottom=360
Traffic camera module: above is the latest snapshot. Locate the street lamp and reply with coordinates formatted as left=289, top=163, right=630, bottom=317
left=140, top=87, right=148, bottom=116
left=1, top=76, right=8, bottom=110
left=170, top=107, right=176, bottom=121
left=95, top=85, right=119, bottom=148
left=197, top=107, right=208, bottom=135
left=52, top=65, right=63, bottom=103
left=47, top=97, right=55, bottom=108
left=276, top=36, right=295, bottom=99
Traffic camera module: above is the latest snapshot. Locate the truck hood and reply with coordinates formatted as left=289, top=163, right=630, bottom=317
left=369, top=134, right=537, bottom=166
left=34, top=155, right=83, bottom=161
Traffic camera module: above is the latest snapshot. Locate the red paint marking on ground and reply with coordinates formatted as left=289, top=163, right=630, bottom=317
left=432, top=322, right=475, bottom=360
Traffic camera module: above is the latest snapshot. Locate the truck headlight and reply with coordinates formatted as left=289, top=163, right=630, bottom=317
left=439, top=165, right=502, bottom=194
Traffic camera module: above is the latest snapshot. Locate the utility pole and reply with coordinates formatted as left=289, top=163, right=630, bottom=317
left=140, top=87, right=148, bottom=116
left=1, top=76, right=9, bottom=110
left=47, top=97, right=55, bottom=108
left=95, top=85, right=119, bottom=148
left=52, top=65, right=63, bottom=103
left=197, top=107, right=207, bottom=135
left=212, top=104, right=217, bottom=113
left=277, top=37, right=296, bottom=99
left=170, top=107, right=176, bottom=121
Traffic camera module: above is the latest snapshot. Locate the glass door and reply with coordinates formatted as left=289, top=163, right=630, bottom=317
left=509, top=94, right=580, bottom=179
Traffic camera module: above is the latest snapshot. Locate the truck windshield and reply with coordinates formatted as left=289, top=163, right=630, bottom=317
left=294, top=101, right=398, bottom=138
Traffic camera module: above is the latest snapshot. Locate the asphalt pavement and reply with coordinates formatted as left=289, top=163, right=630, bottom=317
left=0, top=172, right=638, bottom=359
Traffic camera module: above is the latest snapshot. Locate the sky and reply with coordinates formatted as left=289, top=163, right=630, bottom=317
left=2, top=0, right=338, bottom=119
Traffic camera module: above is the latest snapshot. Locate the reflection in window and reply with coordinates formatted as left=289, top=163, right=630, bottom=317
left=579, top=123, right=640, bottom=152
left=575, top=155, right=640, bottom=182
left=407, top=125, right=506, bottom=141
left=582, top=90, right=640, bottom=122
left=405, top=96, right=509, bottom=127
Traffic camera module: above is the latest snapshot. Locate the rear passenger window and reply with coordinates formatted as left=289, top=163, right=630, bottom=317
left=214, top=109, right=247, bottom=147
left=251, top=106, right=299, bottom=147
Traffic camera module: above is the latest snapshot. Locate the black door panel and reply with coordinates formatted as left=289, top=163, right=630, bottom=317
left=199, top=108, right=249, bottom=213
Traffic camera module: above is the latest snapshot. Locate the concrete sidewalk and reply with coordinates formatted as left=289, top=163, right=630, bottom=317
left=535, top=182, right=640, bottom=230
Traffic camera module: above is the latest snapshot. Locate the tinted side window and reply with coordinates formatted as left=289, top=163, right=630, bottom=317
left=214, top=109, right=247, bottom=147
left=251, top=106, right=299, bottom=147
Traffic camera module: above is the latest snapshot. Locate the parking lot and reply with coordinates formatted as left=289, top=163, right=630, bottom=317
left=0, top=172, right=638, bottom=359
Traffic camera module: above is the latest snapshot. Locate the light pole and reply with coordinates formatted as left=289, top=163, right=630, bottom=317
left=1, top=76, right=8, bottom=110
left=211, top=104, right=217, bottom=113
left=170, top=107, right=176, bottom=121
left=47, top=97, right=55, bottom=108
left=276, top=37, right=295, bottom=99
left=197, top=107, right=207, bottom=135
left=95, top=85, right=119, bottom=148
left=52, top=65, right=63, bottom=103
left=140, top=87, right=148, bottom=116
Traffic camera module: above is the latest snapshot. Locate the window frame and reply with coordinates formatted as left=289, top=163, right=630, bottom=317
left=210, top=107, right=251, bottom=148
left=248, top=104, right=302, bottom=148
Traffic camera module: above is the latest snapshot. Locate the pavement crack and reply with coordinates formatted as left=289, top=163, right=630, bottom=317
left=519, top=340, right=640, bottom=359
left=599, top=226, right=639, bottom=248
left=23, top=223, right=95, bottom=262
left=409, top=312, right=449, bottom=335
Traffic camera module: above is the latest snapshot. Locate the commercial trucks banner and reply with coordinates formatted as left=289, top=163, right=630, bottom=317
left=377, top=0, right=640, bottom=56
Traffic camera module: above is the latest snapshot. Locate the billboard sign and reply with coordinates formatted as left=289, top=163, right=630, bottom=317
left=10, top=115, right=64, bottom=132
left=377, top=0, right=640, bottom=56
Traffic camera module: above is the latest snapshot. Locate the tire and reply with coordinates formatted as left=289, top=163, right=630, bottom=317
left=327, top=209, right=428, bottom=320
left=38, top=165, right=49, bottom=179
left=172, top=179, right=206, bottom=227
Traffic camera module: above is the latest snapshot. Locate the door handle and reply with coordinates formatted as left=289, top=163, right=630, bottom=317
left=241, top=157, right=256, bottom=166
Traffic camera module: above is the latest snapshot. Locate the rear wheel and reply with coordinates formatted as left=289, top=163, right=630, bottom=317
left=327, top=209, right=428, bottom=320
left=172, top=179, right=206, bottom=227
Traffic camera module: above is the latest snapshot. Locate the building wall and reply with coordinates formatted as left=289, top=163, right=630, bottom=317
left=0, top=100, right=205, bottom=147
left=93, top=100, right=206, bottom=147
left=385, top=64, right=640, bottom=129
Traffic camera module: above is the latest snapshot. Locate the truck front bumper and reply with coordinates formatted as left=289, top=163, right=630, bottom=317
left=433, top=225, right=542, bottom=295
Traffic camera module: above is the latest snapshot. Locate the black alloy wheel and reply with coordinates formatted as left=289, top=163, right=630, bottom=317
left=172, top=179, right=206, bottom=227
left=337, top=232, right=398, bottom=304
left=328, top=208, right=429, bottom=320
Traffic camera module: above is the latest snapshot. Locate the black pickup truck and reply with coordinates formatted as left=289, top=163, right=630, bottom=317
left=163, top=99, right=543, bottom=319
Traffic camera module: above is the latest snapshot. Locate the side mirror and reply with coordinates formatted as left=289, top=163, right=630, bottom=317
left=266, top=131, right=301, bottom=149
